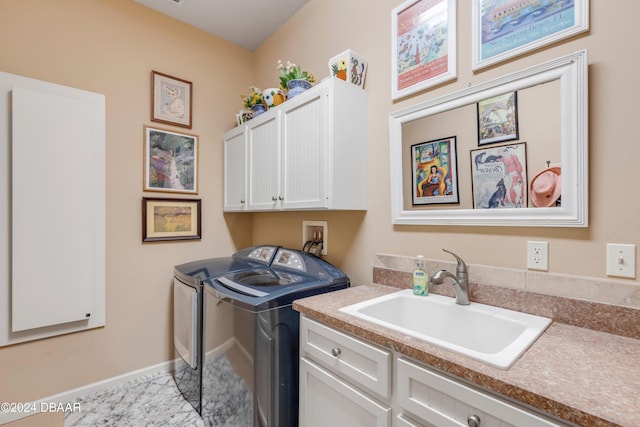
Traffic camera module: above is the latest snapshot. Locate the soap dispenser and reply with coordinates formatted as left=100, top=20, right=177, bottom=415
left=413, top=255, right=429, bottom=296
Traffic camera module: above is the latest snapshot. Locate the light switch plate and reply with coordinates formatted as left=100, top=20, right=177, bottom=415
left=606, top=244, right=636, bottom=278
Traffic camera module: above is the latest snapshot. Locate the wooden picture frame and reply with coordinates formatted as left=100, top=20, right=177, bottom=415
left=142, top=197, right=201, bottom=242
left=391, top=0, right=457, bottom=100
left=151, top=70, right=192, bottom=128
left=472, top=0, right=589, bottom=70
left=411, top=136, right=459, bottom=205
left=470, top=142, right=528, bottom=209
left=143, top=125, right=198, bottom=194
left=477, top=91, right=519, bottom=145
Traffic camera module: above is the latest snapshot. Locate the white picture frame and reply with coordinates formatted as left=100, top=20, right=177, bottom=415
left=472, top=0, right=589, bottom=70
left=391, top=0, right=457, bottom=100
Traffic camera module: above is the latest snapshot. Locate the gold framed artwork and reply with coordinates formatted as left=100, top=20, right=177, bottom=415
left=142, top=197, right=201, bottom=242
left=151, top=70, right=192, bottom=128
left=143, top=125, right=198, bottom=194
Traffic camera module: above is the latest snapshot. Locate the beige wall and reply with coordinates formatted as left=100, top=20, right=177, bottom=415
left=252, top=0, right=640, bottom=286
left=1, top=0, right=639, bottom=411
left=0, top=0, right=253, bottom=403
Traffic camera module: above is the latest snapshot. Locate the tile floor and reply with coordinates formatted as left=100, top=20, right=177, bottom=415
left=64, top=371, right=204, bottom=427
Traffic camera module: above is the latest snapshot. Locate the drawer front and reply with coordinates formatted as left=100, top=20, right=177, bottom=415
left=397, top=357, right=567, bottom=427
left=300, top=316, right=392, bottom=399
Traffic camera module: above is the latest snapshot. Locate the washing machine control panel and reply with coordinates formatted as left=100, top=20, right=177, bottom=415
left=273, top=248, right=305, bottom=271
left=247, top=246, right=276, bottom=262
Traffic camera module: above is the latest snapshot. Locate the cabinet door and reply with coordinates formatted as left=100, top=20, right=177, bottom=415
left=223, top=129, right=246, bottom=211
left=247, top=113, right=281, bottom=210
left=299, top=357, right=391, bottom=427
left=280, top=88, right=327, bottom=209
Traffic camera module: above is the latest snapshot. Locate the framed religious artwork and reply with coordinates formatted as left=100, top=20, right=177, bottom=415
left=470, top=142, right=528, bottom=209
left=472, top=0, right=589, bottom=70
left=477, top=91, right=519, bottom=145
left=411, top=136, right=459, bottom=205
left=143, top=125, right=198, bottom=194
left=391, top=0, right=457, bottom=100
left=151, top=70, right=193, bottom=128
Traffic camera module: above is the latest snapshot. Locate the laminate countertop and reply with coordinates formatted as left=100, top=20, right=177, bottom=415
left=293, top=283, right=640, bottom=427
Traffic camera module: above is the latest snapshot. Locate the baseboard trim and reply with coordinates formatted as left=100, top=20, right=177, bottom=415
left=0, top=359, right=174, bottom=425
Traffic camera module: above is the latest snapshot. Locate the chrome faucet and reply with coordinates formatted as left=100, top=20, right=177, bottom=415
left=431, top=249, right=470, bottom=305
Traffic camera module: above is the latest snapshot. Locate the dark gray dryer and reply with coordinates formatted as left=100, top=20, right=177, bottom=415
left=173, top=245, right=349, bottom=426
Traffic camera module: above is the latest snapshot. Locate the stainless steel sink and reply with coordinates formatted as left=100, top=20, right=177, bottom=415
left=339, top=289, right=551, bottom=369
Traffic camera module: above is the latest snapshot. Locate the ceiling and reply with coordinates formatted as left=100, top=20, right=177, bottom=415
left=133, top=0, right=310, bottom=51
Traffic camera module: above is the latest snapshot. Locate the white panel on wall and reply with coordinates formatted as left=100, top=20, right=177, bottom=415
left=0, top=71, right=105, bottom=345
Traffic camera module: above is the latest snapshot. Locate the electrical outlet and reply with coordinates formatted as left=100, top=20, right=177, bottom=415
left=527, top=241, right=548, bottom=271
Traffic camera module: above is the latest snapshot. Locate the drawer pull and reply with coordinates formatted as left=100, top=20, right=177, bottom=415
left=467, top=415, right=481, bottom=427
left=331, top=347, right=342, bottom=357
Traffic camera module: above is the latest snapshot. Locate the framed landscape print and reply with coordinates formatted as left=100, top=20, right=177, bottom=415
left=151, top=70, right=192, bottom=128
left=392, top=0, right=457, bottom=100
left=472, top=0, right=589, bottom=70
left=471, top=142, right=527, bottom=209
left=142, top=197, right=201, bottom=242
left=477, top=91, right=519, bottom=145
left=411, top=136, right=459, bottom=205
left=143, top=125, right=198, bottom=194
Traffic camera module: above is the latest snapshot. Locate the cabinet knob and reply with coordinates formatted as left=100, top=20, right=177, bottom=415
left=240, top=199, right=245, bottom=204
left=278, top=195, right=284, bottom=201
left=272, top=196, right=278, bottom=201
left=467, top=415, right=481, bottom=427
left=331, top=347, right=342, bottom=357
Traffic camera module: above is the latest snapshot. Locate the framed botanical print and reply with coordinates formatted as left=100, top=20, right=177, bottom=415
left=151, top=70, right=192, bottom=128
left=143, top=125, right=198, bottom=194
left=392, top=0, right=457, bottom=100
left=477, top=91, right=519, bottom=145
left=471, top=142, right=528, bottom=209
left=411, top=136, right=459, bottom=205
left=472, top=0, right=589, bottom=70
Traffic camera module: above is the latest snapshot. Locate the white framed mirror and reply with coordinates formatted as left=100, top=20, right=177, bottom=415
left=389, top=50, right=588, bottom=227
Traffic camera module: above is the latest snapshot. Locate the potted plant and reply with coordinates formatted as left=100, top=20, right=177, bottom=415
left=241, top=86, right=267, bottom=117
left=277, top=60, right=316, bottom=98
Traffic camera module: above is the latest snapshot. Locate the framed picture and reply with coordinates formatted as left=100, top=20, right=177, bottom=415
left=391, top=0, right=457, bottom=100
left=472, top=0, right=589, bottom=70
left=477, top=91, right=518, bottom=145
left=471, top=142, right=528, bottom=209
left=142, top=197, right=201, bottom=242
left=143, top=125, right=198, bottom=194
left=151, top=70, right=192, bottom=128
left=411, top=136, right=459, bottom=205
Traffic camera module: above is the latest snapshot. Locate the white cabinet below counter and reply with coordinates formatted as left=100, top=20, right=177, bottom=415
left=299, top=316, right=572, bottom=427
left=223, top=77, right=367, bottom=212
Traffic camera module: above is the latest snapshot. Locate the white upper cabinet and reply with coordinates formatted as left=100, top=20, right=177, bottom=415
left=223, top=78, right=367, bottom=212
